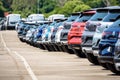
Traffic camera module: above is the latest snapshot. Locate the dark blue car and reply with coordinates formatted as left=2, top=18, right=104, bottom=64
left=98, top=18, right=120, bottom=74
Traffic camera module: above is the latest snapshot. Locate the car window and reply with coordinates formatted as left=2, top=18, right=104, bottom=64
left=102, top=13, right=120, bottom=22
left=75, top=14, right=93, bottom=22
left=110, top=19, right=120, bottom=28
left=66, top=15, right=79, bottom=22
left=90, top=11, right=108, bottom=21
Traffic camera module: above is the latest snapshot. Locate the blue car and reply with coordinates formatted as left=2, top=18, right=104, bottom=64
left=35, top=21, right=51, bottom=49
left=98, top=17, right=120, bottom=74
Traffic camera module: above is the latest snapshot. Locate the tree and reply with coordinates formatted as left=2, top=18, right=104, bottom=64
left=58, top=0, right=84, bottom=16
left=73, top=4, right=91, bottom=12
left=0, top=0, right=6, bottom=17
left=102, top=0, right=118, bottom=6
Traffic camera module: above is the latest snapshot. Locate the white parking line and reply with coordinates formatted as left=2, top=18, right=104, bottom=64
left=0, top=33, right=38, bottom=80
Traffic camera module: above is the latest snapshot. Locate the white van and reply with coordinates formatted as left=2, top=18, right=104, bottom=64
left=48, top=14, right=65, bottom=22
left=27, top=14, right=45, bottom=21
left=5, top=14, right=21, bottom=29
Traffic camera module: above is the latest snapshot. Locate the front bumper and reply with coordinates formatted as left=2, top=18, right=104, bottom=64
left=114, top=54, right=120, bottom=71
left=98, top=56, right=114, bottom=64
left=92, top=47, right=99, bottom=56
left=82, top=46, right=93, bottom=53
left=68, top=44, right=81, bottom=50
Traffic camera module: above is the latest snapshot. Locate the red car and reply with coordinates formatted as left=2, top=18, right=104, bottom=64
left=68, top=10, right=96, bottom=58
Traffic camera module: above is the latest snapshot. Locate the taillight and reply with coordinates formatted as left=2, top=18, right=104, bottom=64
left=72, top=25, right=77, bottom=27
left=58, top=26, right=63, bottom=30
left=51, top=28, right=54, bottom=32
left=102, top=32, right=111, bottom=36
left=118, top=32, right=120, bottom=38
left=86, top=22, right=90, bottom=25
left=97, top=23, right=101, bottom=26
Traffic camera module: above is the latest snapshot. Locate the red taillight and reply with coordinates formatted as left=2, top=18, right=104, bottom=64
left=72, top=25, right=77, bottom=27
left=86, top=22, right=90, bottom=25
left=97, top=23, right=101, bottom=26
left=102, top=32, right=112, bottom=37
left=58, top=26, right=63, bottom=30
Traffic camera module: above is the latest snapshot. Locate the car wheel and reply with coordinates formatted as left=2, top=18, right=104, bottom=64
left=74, top=49, right=86, bottom=58
left=107, top=63, right=120, bottom=75
left=46, top=45, right=53, bottom=51
left=85, top=53, right=99, bottom=65
left=99, top=63, right=108, bottom=69
left=39, top=44, right=46, bottom=50
left=64, top=45, right=74, bottom=54
left=19, top=38, right=25, bottom=42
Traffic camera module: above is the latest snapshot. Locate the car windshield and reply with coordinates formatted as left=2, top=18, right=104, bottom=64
left=75, top=14, right=93, bottom=22
left=102, top=12, right=120, bottom=22
left=90, top=11, right=108, bottom=21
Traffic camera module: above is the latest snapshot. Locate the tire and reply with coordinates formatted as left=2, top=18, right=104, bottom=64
left=99, top=63, right=109, bottom=69
left=64, top=45, right=74, bottom=54
left=58, top=46, right=64, bottom=52
left=107, top=63, right=120, bottom=75
left=85, top=53, right=99, bottom=65
left=19, top=38, right=25, bottom=42
left=46, top=45, right=53, bottom=51
left=39, top=44, right=46, bottom=50
left=74, top=49, right=86, bottom=58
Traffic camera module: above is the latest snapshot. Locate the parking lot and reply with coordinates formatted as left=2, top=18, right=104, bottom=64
left=0, top=30, right=120, bottom=80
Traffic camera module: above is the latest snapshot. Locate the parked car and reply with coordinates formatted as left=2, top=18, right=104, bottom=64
left=30, top=21, right=50, bottom=47
left=4, top=14, right=21, bottom=30
left=16, top=19, right=26, bottom=32
left=67, top=10, right=96, bottom=58
left=58, top=12, right=81, bottom=53
left=25, top=23, right=40, bottom=45
left=98, top=18, right=120, bottom=74
left=48, top=14, right=65, bottom=22
left=92, top=8, right=120, bottom=66
left=36, top=21, right=51, bottom=49
left=114, top=38, right=120, bottom=74
left=18, top=22, right=37, bottom=42
left=27, top=14, right=45, bottom=21
left=81, top=8, right=109, bottom=64
left=47, top=19, right=66, bottom=51
left=17, top=22, right=30, bottom=42
left=0, top=17, right=5, bottom=30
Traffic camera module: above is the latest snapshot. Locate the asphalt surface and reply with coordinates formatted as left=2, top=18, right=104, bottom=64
left=0, top=30, right=120, bottom=80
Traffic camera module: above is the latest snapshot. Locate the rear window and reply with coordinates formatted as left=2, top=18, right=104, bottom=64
left=102, top=13, right=120, bottom=22
left=75, top=14, right=93, bottom=22
left=89, top=10, right=108, bottom=21
left=66, top=15, right=79, bottom=22
left=110, top=19, right=120, bottom=28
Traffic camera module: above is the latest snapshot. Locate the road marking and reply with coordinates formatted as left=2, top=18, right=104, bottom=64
left=14, top=51, right=38, bottom=80
left=0, top=33, right=38, bottom=80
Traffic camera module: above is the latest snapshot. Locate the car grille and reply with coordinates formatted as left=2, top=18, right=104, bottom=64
left=86, top=24, right=97, bottom=31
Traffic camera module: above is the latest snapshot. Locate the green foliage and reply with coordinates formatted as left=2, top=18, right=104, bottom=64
left=0, top=0, right=120, bottom=17
left=54, top=0, right=83, bottom=16
left=0, top=0, right=6, bottom=17
left=40, top=0, right=56, bottom=13
left=82, top=0, right=104, bottom=8
left=73, top=4, right=91, bottom=12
